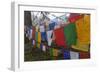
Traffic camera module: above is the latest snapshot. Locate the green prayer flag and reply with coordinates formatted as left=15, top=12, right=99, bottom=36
left=64, top=23, right=77, bottom=46
left=49, top=48, right=53, bottom=57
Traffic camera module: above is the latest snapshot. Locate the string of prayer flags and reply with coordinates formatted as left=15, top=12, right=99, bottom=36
left=24, top=11, right=91, bottom=61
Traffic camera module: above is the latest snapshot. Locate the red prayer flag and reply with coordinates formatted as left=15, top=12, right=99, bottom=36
left=32, top=26, right=36, bottom=39
left=79, top=52, right=90, bottom=59
left=68, top=13, right=83, bottom=23
left=54, top=27, right=67, bottom=48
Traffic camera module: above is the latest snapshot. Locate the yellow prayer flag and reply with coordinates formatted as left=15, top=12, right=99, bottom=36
left=37, top=32, right=41, bottom=48
left=53, top=49, right=58, bottom=57
left=71, top=40, right=89, bottom=52
left=75, top=14, right=90, bottom=45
